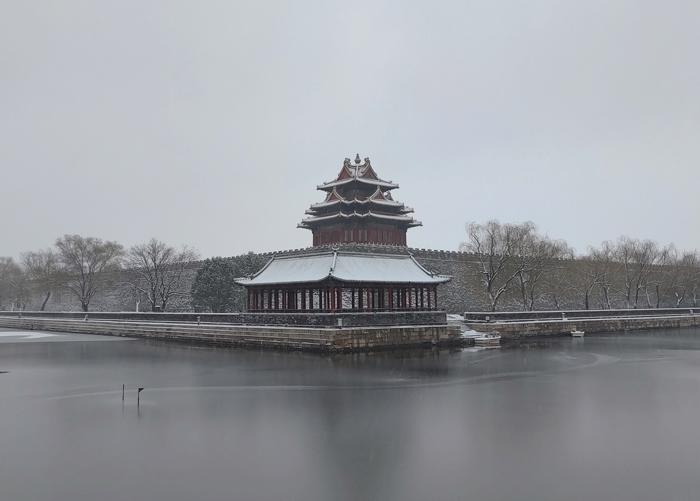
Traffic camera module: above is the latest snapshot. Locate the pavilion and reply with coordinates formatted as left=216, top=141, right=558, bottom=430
left=236, top=250, right=449, bottom=312
left=236, top=154, right=451, bottom=315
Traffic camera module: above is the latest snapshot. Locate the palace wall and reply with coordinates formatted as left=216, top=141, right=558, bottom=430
left=12, top=244, right=658, bottom=314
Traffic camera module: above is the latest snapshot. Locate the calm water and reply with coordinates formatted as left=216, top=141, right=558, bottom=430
left=2, top=327, right=700, bottom=501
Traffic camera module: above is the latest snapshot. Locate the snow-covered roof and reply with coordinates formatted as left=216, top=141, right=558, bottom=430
left=309, top=198, right=405, bottom=209
left=235, top=251, right=450, bottom=286
left=317, top=155, right=398, bottom=191
left=318, top=176, right=398, bottom=191
left=309, top=186, right=408, bottom=210
left=298, top=210, right=422, bottom=227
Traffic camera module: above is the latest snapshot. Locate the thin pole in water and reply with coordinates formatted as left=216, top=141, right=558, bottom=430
left=137, top=387, right=144, bottom=407
left=122, top=384, right=125, bottom=401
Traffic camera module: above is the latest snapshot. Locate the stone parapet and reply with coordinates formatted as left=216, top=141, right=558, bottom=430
left=0, top=310, right=447, bottom=328
left=0, top=316, right=461, bottom=352
left=464, top=308, right=699, bottom=322
left=467, top=314, right=700, bottom=338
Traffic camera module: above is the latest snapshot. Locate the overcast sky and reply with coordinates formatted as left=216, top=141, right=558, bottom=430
left=1, top=1, right=698, bottom=259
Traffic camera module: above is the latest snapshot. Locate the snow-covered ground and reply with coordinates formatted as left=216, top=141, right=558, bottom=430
left=447, top=314, right=481, bottom=338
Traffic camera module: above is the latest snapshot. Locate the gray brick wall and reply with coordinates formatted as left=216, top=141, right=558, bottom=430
left=18, top=243, right=674, bottom=314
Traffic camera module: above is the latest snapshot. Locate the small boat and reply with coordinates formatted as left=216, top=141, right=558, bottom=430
left=474, top=333, right=501, bottom=346
left=571, top=329, right=585, bottom=338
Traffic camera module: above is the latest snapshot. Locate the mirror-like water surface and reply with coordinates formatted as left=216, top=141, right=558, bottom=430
left=2, top=327, right=700, bottom=501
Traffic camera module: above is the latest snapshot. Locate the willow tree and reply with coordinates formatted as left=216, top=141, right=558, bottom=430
left=55, top=235, right=123, bottom=312
left=460, top=220, right=532, bottom=311
left=0, top=257, right=27, bottom=310
left=22, top=249, right=63, bottom=311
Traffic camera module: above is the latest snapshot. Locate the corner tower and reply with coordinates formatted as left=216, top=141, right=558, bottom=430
left=298, top=154, right=422, bottom=246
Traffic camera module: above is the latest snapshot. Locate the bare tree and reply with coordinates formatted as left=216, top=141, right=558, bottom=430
left=0, top=257, right=28, bottom=310
left=126, top=238, right=199, bottom=312
left=590, top=242, right=615, bottom=309
left=460, top=220, right=531, bottom=311
left=55, top=235, right=124, bottom=311
left=615, top=237, right=666, bottom=309
left=573, top=242, right=618, bottom=310
left=22, top=249, right=63, bottom=311
left=664, top=250, right=700, bottom=307
left=514, top=231, right=572, bottom=311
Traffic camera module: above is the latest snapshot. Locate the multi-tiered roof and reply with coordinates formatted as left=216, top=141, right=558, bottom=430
left=298, top=155, right=421, bottom=246
left=235, top=154, right=450, bottom=314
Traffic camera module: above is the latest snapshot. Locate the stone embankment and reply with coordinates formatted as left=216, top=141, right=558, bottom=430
left=465, top=308, right=700, bottom=338
left=0, top=313, right=461, bottom=352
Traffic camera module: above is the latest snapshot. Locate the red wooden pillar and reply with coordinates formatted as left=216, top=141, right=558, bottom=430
left=388, top=287, right=394, bottom=310
left=433, top=286, right=438, bottom=309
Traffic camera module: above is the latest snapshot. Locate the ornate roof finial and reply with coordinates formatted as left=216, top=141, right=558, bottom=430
left=343, top=157, right=351, bottom=168
left=354, top=153, right=361, bottom=164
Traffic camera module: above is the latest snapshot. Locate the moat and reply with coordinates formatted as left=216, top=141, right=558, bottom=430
left=2, top=328, right=700, bottom=501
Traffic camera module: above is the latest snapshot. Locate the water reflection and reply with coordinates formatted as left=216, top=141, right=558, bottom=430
left=2, top=328, right=700, bottom=501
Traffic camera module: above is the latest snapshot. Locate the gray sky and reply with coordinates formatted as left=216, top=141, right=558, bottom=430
left=1, top=0, right=698, bottom=259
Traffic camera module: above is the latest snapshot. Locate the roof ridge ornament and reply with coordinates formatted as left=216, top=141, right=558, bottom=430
left=354, top=153, right=361, bottom=164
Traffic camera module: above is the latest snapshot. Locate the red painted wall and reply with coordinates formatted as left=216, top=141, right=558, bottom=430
left=312, top=223, right=407, bottom=246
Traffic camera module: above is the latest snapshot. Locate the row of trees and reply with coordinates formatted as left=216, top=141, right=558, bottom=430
left=0, top=235, right=198, bottom=312
left=461, top=221, right=700, bottom=311
left=3, top=223, right=698, bottom=313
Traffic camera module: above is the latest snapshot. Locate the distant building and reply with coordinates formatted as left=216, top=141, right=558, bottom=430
left=236, top=155, right=450, bottom=313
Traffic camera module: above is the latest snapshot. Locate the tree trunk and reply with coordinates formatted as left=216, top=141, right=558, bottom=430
left=40, top=291, right=51, bottom=311
left=81, top=302, right=89, bottom=312
left=518, top=273, right=528, bottom=311
left=655, top=284, right=661, bottom=308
